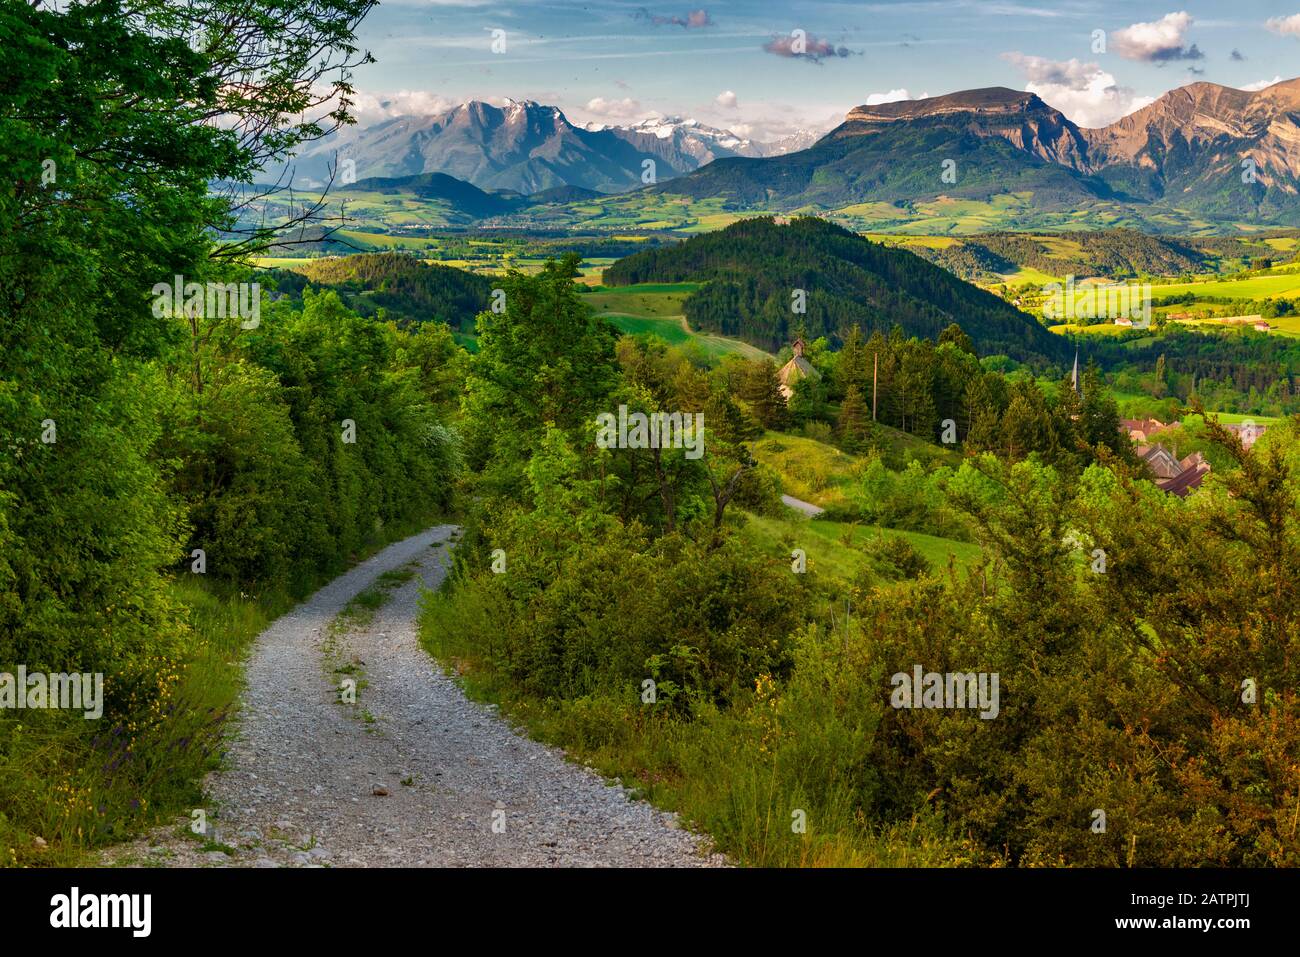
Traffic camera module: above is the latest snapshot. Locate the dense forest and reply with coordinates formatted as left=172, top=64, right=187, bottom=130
left=920, top=229, right=1211, bottom=281
left=603, top=217, right=1071, bottom=364
left=273, top=252, right=492, bottom=329
left=0, top=0, right=461, bottom=859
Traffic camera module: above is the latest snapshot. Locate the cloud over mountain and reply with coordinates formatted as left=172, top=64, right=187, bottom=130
left=1002, top=53, right=1154, bottom=128
left=1111, top=12, right=1203, bottom=62
left=633, top=7, right=712, bottom=29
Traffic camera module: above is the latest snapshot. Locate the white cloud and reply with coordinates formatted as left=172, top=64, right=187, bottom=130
left=1241, top=76, right=1284, bottom=91
left=1111, top=12, right=1203, bottom=62
left=1002, top=53, right=1154, bottom=127
left=863, top=88, right=915, bottom=105
left=863, top=88, right=925, bottom=105
left=349, top=90, right=459, bottom=124
left=726, top=105, right=842, bottom=144
left=584, top=96, right=647, bottom=120
left=1266, top=14, right=1300, bottom=37
left=715, top=90, right=738, bottom=108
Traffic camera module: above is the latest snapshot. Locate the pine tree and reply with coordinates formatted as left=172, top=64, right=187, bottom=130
left=833, top=324, right=867, bottom=399
left=837, top=383, right=872, bottom=451
left=938, top=322, right=976, bottom=356
left=741, top=359, right=788, bottom=430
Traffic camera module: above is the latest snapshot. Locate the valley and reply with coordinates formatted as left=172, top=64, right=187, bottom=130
left=9, top=0, right=1300, bottom=902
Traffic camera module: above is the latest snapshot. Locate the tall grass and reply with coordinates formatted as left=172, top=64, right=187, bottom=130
left=1, top=509, right=445, bottom=867
left=419, top=584, right=979, bottom=868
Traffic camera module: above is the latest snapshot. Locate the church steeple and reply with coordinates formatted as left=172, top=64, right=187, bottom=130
left=1071, top=349, right=1080, bottom=396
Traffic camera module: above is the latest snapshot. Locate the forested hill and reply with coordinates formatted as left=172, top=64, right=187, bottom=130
left=603, top=217, right=1070, bottom=364
left=286, top=253, right=492, bottom=329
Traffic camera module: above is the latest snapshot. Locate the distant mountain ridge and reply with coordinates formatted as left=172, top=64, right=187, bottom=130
left=279, top=99, right=820, bottom=195
left=652, top=79, right=1300, bottom=226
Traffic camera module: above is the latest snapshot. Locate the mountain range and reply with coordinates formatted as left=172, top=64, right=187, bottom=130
left=278, top=99, right=820, bottom=194
left=266, top=77, right=1300, bottom=232
left=653, top=79, right=1300, bottom=227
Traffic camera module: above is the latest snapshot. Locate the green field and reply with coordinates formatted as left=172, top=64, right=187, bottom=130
left=584, top=283, right=701, bottom=316
left=584, top=282, right=769, bottom=359
left=741, top=511, right=981, bottom=583
left=604, top=314, right=768, bottom=360
left=1152, top=272, right=1300, bottom=300
left=753, top=429, right=960, bottom=510
left=1048, top=322, right=1144, bottom=337
left=1170, top=313, right=1300, bottom=338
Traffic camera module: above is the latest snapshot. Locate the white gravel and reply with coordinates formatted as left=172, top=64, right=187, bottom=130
left=781, top=494, right=825, bottom=518
left=103, top=527, right=725, bottom=868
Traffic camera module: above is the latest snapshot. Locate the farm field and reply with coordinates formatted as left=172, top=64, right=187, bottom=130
left=582, top=282, right=769, bottom=359
left=1172, top=314, right=1300, bottom=338
left=603, top=314, right=768, bottom=360
left=1152, top=271, right=1300, bottom=300
left=1048, top=322, right=1147, bottom=336
left=583, top=282, right=701, bottom=317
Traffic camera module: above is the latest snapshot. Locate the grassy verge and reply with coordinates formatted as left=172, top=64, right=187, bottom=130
left=752, top=428, right=960, bottom=511
left=1, top=510, right=447, bottom=867
left=741, top=512, right=981, bottom=583
left=419, top=579, right=978, bottom=867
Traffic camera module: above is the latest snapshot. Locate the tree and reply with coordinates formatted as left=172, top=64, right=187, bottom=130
left=1079, top=363, right=1135, bottom=465
left=462, top=254, right=621, bottom=490
left=740, top=359, right=788, bottom=430
left=833, top=324, right=868, bottom=399
left=938, top=322, right=976, bottom=356
left=837, top=384, right=872, bottom=452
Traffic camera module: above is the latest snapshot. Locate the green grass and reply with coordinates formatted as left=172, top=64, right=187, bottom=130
left=1153, top=273, right=1300, bottom=300
left=753, top=429, right=960, bottom=510
left=1048, top=322, right=1143, bottom=337
left=585, top=283, right=768, bottom=360
left=584, top=284, right=701, bottom=317
left=2, top=509, right=446, bottom=867
left=741, top=511, right=981, bottom=583
left=604, top=314, right=768, bottom=360
left=752, top=432, right=864, bottom=510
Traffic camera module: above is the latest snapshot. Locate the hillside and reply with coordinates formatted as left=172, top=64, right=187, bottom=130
left=603, top=216, right=1069, bottom=363
left=284, top=253, right=492, bottom=329
left=1085, top=79, right=1300, bottom=222
left=341, top=172, right=518, bottom=219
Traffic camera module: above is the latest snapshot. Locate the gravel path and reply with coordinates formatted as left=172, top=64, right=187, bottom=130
left=103, top=527, right=724, bottom=868
left=781, top=494, right=825, bottom=518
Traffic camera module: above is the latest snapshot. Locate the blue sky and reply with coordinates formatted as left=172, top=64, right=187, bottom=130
left=347, top=2, right=1300, bottom=138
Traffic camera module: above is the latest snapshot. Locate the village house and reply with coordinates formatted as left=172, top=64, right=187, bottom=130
left=1121, top=417, right=1169, bottom=443
left=778, top=337, right=821, bottom=401
left=1136, top=444, right=1211, bottom=498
